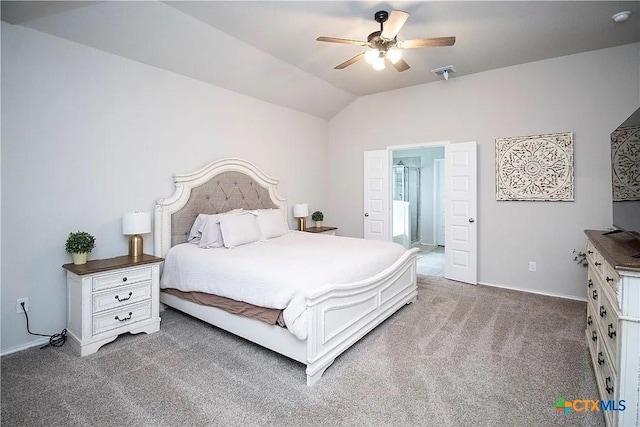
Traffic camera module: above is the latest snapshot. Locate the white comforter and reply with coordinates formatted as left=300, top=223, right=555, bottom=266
left=160, top=231, right=407, bottom=339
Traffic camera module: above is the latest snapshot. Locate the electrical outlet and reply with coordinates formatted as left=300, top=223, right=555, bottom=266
left=16, top=298, right=29, bottom=314
left=529, top=261, right=537, bottom=272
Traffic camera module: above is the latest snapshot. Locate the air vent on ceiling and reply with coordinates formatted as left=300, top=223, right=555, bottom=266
left=431, top=65, right=456, bottom=80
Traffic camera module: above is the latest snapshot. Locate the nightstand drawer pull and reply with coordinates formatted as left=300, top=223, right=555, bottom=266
left=588, top=250, right=593, bottom=254
left=587, top=279, right=593, bottom=288
left=599, top=305, right=607, bottom=318
left=605, top=377, right=614, bottom=394
left=592, top=289, right=598, bottom=300
left=597, top=352, right=604, bottom=366
left=591, top=331, right=598, bottom=342
left=594, top=261, right=602, bottom=266
left=115, top=312, right=132, bottom=322
left=608, top=324, right=617, bottom=339
left=606, top=276, right=614, bottom=283
left=587, top=315, right=592, bottom=326
left=122, top=277, right=128, bottom=282
left=115, top=292, right=133, bottom=302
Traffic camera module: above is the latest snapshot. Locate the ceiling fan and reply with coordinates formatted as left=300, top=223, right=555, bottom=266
left=316, top=10, right=455, bottom=72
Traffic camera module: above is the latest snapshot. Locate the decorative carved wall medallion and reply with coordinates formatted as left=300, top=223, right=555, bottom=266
left=611, top=124, right=640, bottom=201
left=496, top=132, right=574, bottom=201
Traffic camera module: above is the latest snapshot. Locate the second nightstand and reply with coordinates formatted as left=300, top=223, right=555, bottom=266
left=304, top=226, right=338, bottom=236
left=63, top=254, right=163, bottom=356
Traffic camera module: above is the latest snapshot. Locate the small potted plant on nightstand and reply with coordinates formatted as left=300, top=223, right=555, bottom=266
left=65, top=231, right=96, bottom=265
left=312, top=211, right=324, bottom=228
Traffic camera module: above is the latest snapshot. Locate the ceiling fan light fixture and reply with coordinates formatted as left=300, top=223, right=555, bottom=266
left=372, top=57, right=385, bottom=71
left=364, top=49, right=379, bottom=64
left=387, top=48, right=402, bottom=64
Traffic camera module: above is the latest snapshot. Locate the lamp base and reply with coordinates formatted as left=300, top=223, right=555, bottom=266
left=128, top=235, right=144, bottom=257
left=297, top=218, right=307, bottom=231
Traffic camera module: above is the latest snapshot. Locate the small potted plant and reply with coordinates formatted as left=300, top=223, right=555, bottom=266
left=65, top=231, right=96, bottom=265
left=311, top=211, right=324, bottom=228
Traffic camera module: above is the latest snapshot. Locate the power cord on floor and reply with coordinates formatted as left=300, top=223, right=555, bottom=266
left=20, top=302, right=67, bottom=349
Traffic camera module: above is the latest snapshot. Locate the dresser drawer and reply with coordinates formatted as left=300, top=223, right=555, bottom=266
left=92, top=281, right=152, bottom=314
left=92, top=267, right=152, bottom=292
left=601, top=263, right=620, bottom=297
left=598, top=288, right=620, bottom=372
left=585, top=302, right=598, bottom=361
left=92, top=301, right=152, bottom=335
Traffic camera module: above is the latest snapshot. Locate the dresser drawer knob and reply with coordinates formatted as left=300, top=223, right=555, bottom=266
left=599, top=306, right=607, bottom=318
left=597, top=352, right=604, bottom=366
left=592, top=289, right=598, bottom=300
left=605, top=377, right=614, bottom=394
left=588, top=250, right=593, bottom=254
left=115, top=292, right=133, bottom=302
left=591, top=331, right=597, bottom=342
left=122, top=277, right=128, bottom=282
left=594, top=262, right=602, bottom=267
left=115, top=312, right=133, bottom=322
left=606, top=276, right=614, bottom=283
left=608, top=324, right=617, bottom=339
left=587, top=315, right=592, bottom=326
left=587, top=279, right=593, bottom=288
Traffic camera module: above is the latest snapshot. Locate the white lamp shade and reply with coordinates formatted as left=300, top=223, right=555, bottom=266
left=122, top=212, right=151, bottom=235
left=293, top=203, right=309, bottom=218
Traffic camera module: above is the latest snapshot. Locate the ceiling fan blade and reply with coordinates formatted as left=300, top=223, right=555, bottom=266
left=399, top=37, right=456, bottom=48
left=316, top=36, right=367, bottom=46
left=381, top=10, right=409, bottom=40
left=390, top=58, right=410, bottom=72
left=335, top=53, right=365, bottom=69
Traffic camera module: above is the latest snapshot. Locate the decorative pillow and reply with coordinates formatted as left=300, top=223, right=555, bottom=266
left=219, top=211, right=263, bottom=249
left=257, top=209, right=289, bottom=239
left=191, top=209, right=242, bottom=247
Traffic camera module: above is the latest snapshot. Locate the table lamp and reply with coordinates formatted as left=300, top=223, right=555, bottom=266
left=122, top=212, right=151, bottom=257
left=293, top=203, right=309, bottom=231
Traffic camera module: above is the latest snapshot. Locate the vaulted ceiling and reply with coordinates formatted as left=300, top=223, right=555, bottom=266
left=2, top=1, right=639, bottom=119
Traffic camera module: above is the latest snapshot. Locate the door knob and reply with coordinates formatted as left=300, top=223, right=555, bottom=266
left=468, top=218, right=475, bottom=223
left=364, top=213, right=369, bottom=217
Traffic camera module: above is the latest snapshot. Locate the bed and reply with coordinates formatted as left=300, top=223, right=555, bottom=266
left=154, top=158, right=419, bottom=386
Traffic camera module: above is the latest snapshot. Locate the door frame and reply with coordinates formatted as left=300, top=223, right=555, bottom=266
left=387, top=141, right=477, bottom=284
left=433, top=157, right=445, bottom=246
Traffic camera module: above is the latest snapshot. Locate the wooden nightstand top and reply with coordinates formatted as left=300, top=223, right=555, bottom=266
left=304, top=226, right=337, bottom=233
left=62, top=254, right=164, bottom=276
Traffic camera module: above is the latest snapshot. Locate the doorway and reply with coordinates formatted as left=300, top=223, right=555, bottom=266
left=364, top=142, right=477, bottom=284
left=392, top=147, right=445, bottom=277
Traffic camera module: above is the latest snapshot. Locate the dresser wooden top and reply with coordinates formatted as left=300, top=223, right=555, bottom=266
left=585, top=230, right=640, bottom=272
left=63, top=254, right=164, bottom=275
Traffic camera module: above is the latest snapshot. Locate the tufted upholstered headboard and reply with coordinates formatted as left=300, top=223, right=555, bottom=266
left=154, top=158, right=287, bottom=258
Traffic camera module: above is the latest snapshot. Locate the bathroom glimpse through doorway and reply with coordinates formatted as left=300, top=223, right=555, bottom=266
left=391, top=146, right=445, bottom=277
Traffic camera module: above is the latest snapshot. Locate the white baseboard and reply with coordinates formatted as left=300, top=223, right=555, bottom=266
left=1, top=337, right=50, bottom=356
left=478, top=281, right=587, bottom=302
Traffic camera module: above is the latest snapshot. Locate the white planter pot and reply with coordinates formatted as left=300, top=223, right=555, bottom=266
left=315, top=221, right=323, bottom=228
left=72, top=252, right=88, bottom=265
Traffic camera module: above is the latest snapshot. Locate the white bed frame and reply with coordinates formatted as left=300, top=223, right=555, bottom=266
left=154, top=158, right=418, bottom=386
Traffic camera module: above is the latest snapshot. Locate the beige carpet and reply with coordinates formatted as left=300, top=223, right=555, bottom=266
left=1, top=276, right=603, bottom=426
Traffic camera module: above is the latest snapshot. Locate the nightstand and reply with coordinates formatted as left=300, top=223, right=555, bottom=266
left=63, top=254, right=163, bottom=356
left=304, top=226, right=338, bottom=236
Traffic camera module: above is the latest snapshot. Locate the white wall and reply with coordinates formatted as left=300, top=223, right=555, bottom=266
left=1, top=23, right=328, bottom=353
left=328, top=43, right=640, bottom=299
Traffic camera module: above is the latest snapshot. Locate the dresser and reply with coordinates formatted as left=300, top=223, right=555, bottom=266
left=63, top=254, right=163, bottom=356
left=584, top=230, right=640, bottom=427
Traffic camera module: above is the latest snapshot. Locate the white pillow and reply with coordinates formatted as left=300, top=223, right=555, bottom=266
left=257, top=209, right=289, bottom=239
left=191, top=209, right=242, bottom=247
left=219, top=212, right=263, bottom=249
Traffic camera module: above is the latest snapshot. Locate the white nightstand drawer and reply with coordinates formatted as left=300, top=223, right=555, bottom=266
left=92, top=301, right=152, bottom=336
left=92, top=267, right=152, bottom=292
left=92, top=281, right=152, bottom=314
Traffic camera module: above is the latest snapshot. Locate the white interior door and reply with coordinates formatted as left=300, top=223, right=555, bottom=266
left=363, top=150, right=390, bottom=241
left=444, top=142, right=477, bottom=284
